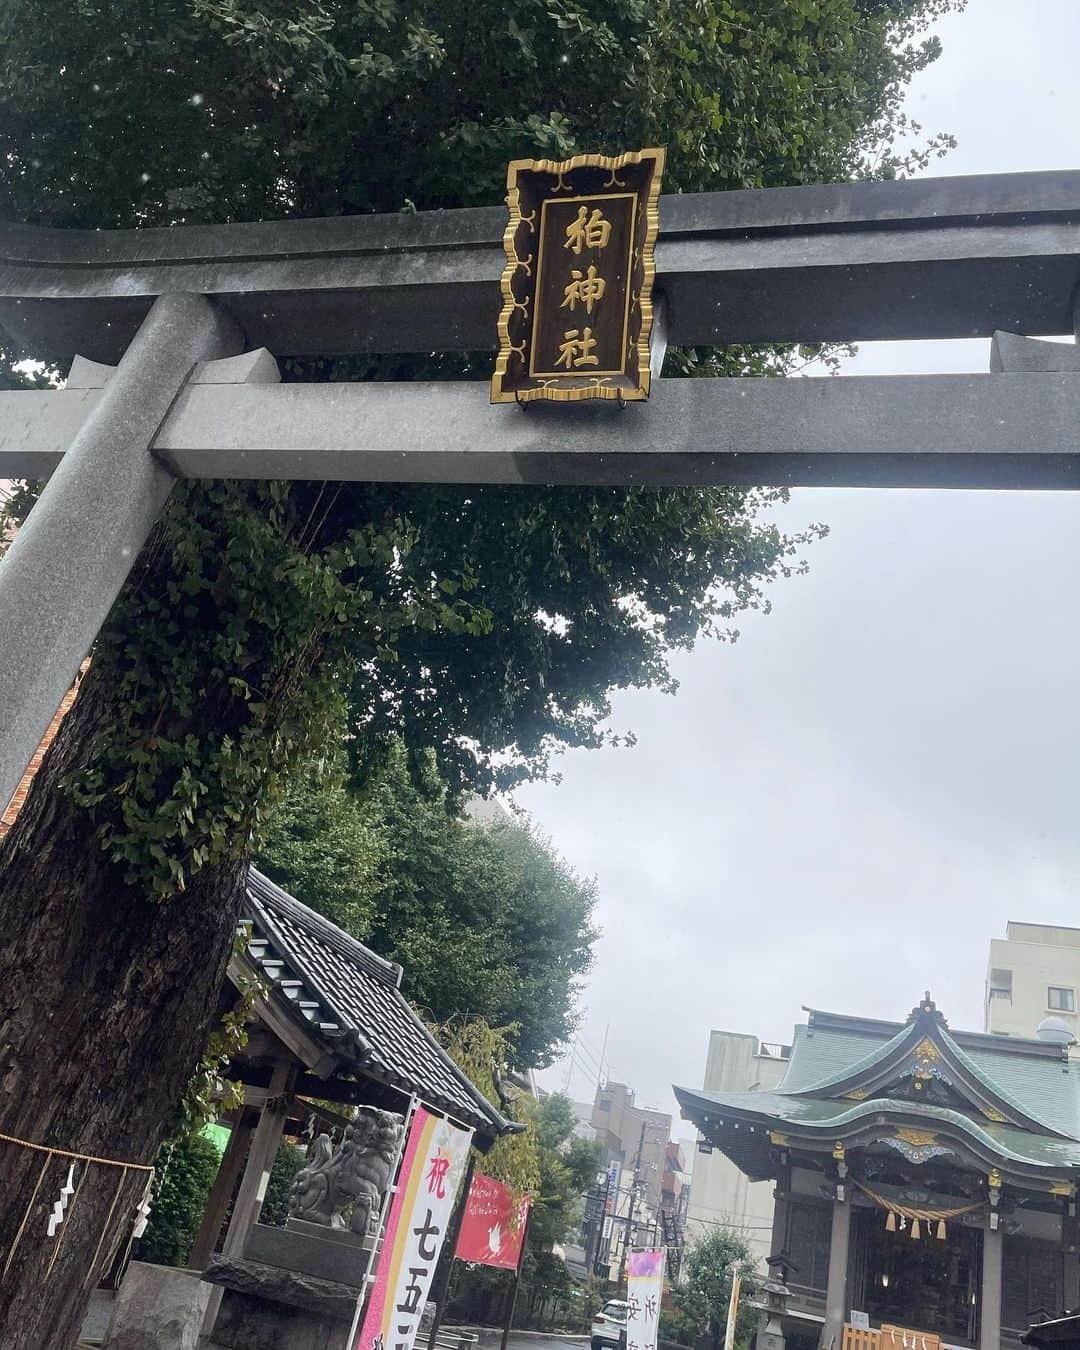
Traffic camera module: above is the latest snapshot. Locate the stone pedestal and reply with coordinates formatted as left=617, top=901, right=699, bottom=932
left=104, top=1261, right=211, bottom=1350
left=248, top=1219, right=373, bottom=1286
left=757, top=1310, right=786, bottom=1350
left=208, top=1277, right=350, bottom=1350
left=202, top=1222, right=369, bottom=1350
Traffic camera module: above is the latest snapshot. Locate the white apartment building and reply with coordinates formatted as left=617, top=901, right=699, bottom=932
left=685, top=1030, right=790, bottom=1268
left=985, top=920, right=1080, bottom=1042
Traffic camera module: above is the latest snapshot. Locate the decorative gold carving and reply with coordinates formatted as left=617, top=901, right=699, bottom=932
left=982, top=1106, right=1008, bottom=1123
left=988, top=1168, right=1002, bottom=1190
left=1050, top=1180, right=1075, bottom=1197
left=492, top=148, right=665, bottom=404
left=769, top=1131, right=790, bottom=1146
left=845, top=1088, right=870, bottom=1101
left=895, top=1127, right=937, bottom=1147
left=833, top=1140, right=846, bottom=1160
left=912, top=1037, right=942, bottom=1081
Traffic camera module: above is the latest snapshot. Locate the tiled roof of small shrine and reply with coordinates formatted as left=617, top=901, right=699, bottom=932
left=242, top=869, right=514, bottom=1142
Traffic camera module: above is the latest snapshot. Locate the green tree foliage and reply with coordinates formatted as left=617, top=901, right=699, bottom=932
left=261, top=1141, right=309, bottom=1229
left=0, top=0, right=961, bottom=903
left=0, top=0, right=958, bottom=230
left=439, top=1017, right=543, bottom=1199
left=525, top=1093, right=602, bottom=1253
left=658, top=1304, right=700, bottom=1348
left=135, top=1133, right=308, bottom=1267
left=133, top=1131, right=223, bottom=1268
left=674, top=1228, right=759, bottom=1350
left=254, top=773, right=384, bottom=939
left=257, top=747, right=597, bottom=1070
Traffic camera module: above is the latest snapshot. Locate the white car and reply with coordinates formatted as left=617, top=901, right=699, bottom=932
left=591, top=1299, right=629, bottom=1350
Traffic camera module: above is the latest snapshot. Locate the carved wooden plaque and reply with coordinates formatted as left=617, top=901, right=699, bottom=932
left=491, top=148, right=665, bottom=404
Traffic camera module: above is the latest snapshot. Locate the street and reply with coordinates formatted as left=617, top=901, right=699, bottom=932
left=470, top=1332, right=589, bottom=1350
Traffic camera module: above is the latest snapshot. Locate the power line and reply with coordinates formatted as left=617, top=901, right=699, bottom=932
left=573, top=1039, right=602, bottom=1076
left=685, top=1214, right=775, bottom=1233
left=683, top=1204, right=777, bottom=1225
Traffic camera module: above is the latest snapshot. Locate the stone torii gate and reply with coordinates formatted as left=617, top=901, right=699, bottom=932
left=3, top=167, right=1080, bottom=815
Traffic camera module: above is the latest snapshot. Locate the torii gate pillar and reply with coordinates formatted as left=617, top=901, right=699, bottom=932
left=0, top=296, right=256, bottom=816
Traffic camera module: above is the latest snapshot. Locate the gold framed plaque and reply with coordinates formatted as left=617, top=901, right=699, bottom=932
left=491, top=147, right=665, bottom=404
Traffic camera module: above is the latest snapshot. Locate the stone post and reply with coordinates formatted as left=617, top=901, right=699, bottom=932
left=980, top=1223, right=1003, bottom=1350
left=821, top=1197, right=852, bottom=1350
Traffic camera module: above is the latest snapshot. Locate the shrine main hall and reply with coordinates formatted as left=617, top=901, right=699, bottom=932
left=677, top=995, right=1080, bottom=1350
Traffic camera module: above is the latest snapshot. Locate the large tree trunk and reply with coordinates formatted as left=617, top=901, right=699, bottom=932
left=0, top=668, right=248, bottom=1349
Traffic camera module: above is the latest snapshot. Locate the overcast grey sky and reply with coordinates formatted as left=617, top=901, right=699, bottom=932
left=523, top=0, right=1080, bottom=1121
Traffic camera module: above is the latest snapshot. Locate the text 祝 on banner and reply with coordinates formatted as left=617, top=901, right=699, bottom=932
left=626, top=1249, right=664, bottom=1350
left=356, top=1107, right=473, bottom=1350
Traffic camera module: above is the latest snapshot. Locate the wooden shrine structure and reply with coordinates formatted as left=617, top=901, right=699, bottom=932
left=677, top=995, right=1080, bottom=1350
left=189, top=867, right=516, bottom=1279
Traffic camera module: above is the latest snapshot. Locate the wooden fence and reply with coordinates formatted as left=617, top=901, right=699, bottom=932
left=842, top=1324, right=941, bottom=1350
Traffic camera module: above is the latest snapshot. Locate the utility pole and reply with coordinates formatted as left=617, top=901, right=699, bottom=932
left=619, top=1119, right=648, bottom=1286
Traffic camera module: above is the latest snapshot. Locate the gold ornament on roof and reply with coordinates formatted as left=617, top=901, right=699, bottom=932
left=988, top=1168, right=1002, bottom=1190
left=833, top=1140, right=846, bottom=1160
left=845, top=1087, right=870, bottom=1101
left=982, top=1106, right=1007, bottom=1123
left=1050, top=1180, right=1075, bottom=1197
left=895, top=1126, right=938, bottom=1147
left=769, top=1131, right=790, bottom=1146
left=913, top=1038, right=941, bottom=1080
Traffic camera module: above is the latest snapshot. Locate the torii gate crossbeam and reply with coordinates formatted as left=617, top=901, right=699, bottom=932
left=2, top=168, right=1080, bottom=812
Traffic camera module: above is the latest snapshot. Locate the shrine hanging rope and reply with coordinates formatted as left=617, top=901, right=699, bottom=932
left=0, top=1129, right=153, bottom=1172
left=0, top=1130, right=154, bottom=1287
left=855, top=1180, right=984, bottom=1222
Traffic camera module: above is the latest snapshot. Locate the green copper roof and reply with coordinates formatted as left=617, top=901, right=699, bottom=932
left=963, top=1043, right=1080, bottom=1140
left=777, top=1022, right=908, bottom=1093
left=776, top=1012, right=1079, bottom=1140
left=773, top=1007, right=1080, bottom=1141
left=675, top=1085, right=1080, bottom=1171
left=675, top=997, right=1080, bottom=1179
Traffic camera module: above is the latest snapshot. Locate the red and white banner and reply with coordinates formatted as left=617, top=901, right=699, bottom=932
left=355, top=1106, right=473, bottom=1350
left=626, top=1248, right=665, bottom=1350
left=454, top=1172, right=530, bottom=1271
